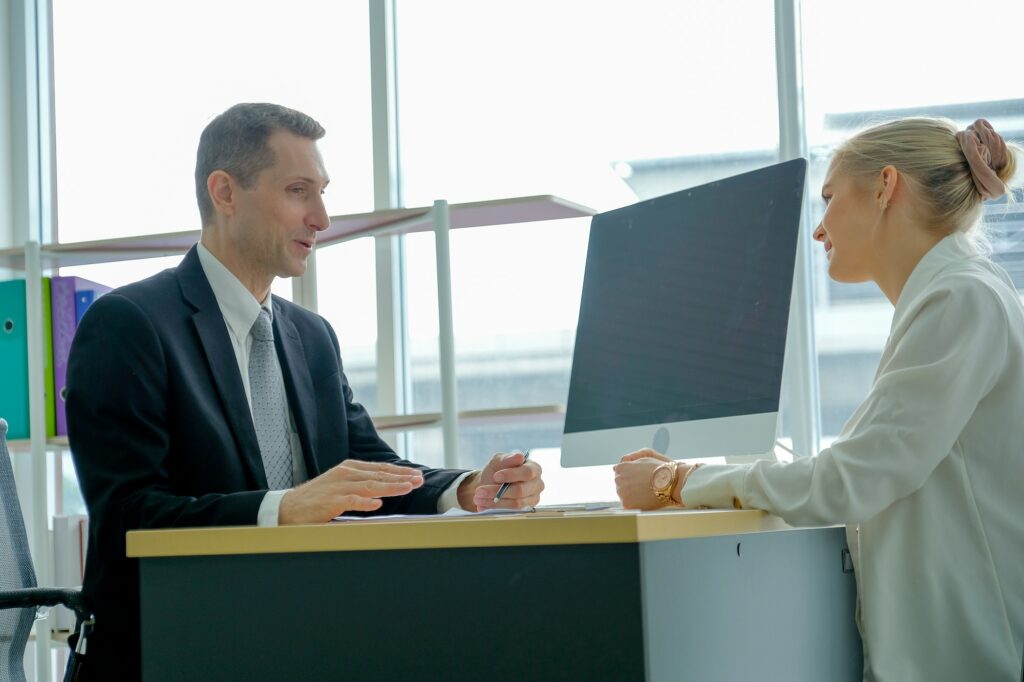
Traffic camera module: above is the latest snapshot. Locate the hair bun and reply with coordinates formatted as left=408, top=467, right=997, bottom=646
left=956, top=119, right=1008, bottom=200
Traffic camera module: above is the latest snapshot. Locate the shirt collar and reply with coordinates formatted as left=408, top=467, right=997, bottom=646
left=893, top=231, right=979, bottom=321
left=196, top=241, right=271, bottom=340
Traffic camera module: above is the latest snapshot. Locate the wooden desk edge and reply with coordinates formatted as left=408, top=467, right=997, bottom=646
left=127, top=510, right=794, bottom=558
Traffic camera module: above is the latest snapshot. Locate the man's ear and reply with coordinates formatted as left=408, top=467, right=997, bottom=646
left=207, top=170, right=237, bottom=219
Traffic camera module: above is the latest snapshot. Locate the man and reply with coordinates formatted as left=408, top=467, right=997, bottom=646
left=66, top=103, right=543, bottom=679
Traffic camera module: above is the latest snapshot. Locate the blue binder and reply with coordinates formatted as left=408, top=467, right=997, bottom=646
left=75, top=290, right=95, bottom=324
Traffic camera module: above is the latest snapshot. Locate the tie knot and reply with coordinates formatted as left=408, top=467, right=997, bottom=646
left=251, top=309, right=274, bottom=342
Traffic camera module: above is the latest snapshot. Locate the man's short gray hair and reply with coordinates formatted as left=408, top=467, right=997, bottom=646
left=195, top=103, right=325, bottom=226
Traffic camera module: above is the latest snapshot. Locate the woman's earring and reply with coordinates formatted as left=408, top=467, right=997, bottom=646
left=879, top=199, right=889, bottom=211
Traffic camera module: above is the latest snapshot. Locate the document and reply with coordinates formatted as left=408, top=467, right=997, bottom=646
left=330, top=503, right=618, bottom=523
left=534, top=502, right=618, bottom=512
left=331, top=507, right=532, bottom=523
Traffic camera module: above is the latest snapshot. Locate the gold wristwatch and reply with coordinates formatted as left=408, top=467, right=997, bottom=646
left=650, top=461, right=680, bottom=505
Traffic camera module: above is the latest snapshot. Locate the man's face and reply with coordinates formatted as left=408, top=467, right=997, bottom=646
left=228, top=130, right=330, bottom=282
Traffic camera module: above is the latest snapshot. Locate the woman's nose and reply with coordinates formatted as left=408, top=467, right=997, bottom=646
left=812, top=223, right=825, bottom=242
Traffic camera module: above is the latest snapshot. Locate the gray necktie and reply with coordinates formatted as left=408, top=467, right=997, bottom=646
left=248, top=309, right=294, bottom=490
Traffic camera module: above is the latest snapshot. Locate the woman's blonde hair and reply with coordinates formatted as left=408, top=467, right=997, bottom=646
left=831, top=117, right=1020, bottom=238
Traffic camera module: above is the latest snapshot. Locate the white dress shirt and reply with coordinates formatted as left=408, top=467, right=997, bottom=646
left=196, top=244, right=469, bottom=525
left=684, top=233, right=1024, bottom=681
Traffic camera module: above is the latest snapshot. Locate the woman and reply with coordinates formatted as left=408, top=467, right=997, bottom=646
left=614, top=118, right=1023, bottom=681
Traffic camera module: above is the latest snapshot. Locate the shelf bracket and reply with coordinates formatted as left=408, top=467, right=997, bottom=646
left=433, top=200, right=459, bottom=469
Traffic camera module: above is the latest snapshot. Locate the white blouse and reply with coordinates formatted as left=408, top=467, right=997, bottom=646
left=684, top=233, right=1024, bottom=681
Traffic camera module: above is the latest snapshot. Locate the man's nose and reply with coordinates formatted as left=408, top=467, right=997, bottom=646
left=308, top=195, right=330, bottom=232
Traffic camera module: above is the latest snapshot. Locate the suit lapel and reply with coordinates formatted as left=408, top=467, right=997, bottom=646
left=177, top=247, right=268, bottom=489
left=272, top=299, right=320, bottom=478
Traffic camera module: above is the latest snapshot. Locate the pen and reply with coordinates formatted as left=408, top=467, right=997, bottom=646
left=493, top=450, right=530, bottom=504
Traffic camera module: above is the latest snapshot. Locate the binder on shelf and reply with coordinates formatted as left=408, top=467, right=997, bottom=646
left=52, top=514, right=88, bottom=631
left=0, top=279, right=56, bottom=440
left=51, top=276, right=112, bottom=436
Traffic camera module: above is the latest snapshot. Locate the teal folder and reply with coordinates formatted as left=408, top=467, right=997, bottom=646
left=0, top=279, right=55, bottom=440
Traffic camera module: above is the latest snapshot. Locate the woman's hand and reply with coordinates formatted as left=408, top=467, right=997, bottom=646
left=614, top=452, right=675, bottom=510
left=619, top=448, right=672, bottom=464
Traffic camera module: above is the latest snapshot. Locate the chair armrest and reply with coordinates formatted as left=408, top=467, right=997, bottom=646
left=0, top=587, right=89, bottom=621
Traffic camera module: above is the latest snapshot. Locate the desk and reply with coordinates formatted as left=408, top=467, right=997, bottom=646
left=127, top=509, right=861, bottom=681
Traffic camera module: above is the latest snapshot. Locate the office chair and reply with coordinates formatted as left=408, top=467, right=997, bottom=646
left=0, top=418, right=92, bottom=682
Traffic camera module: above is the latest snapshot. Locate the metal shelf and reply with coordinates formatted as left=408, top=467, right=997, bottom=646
left=27, top=628, right=71, bottom=646
left=373, top=404, right=566, bottom=432
left=8, top=406, right=567, bottom=442
left=0, top=195, right=594, bottom=269
left=6, top=436, right=69, bottom=452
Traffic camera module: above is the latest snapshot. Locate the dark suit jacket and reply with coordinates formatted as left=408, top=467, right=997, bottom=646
left=66, top=246, right=464, bottom=679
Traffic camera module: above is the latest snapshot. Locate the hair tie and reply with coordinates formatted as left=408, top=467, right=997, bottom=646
left=956, top=118, right=1008, bottom=200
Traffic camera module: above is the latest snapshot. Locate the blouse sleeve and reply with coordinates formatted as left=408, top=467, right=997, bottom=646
left=682, top=278, right=1009, bottom=526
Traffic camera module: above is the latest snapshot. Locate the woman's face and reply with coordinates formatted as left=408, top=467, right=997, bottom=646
left=813, top=163, right=879, bottom=283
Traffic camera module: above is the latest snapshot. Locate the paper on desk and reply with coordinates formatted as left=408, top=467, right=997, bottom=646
left=331, top=506, right=532, bottom=523
left=533, top=502, right=617, bottom=512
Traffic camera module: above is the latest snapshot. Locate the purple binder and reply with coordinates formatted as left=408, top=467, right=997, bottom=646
left=51, top=276, right=112, bottom=436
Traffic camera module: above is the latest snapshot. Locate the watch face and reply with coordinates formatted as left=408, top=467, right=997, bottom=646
left=652, top=465, right=673, bottom=490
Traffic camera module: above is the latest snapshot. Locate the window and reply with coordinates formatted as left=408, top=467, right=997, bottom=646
left=48, top=0, right=375, bottom=516
left=315, top=239, right=379, bottom=414
left=51, top=0, right=374, bottom=244
left=395, top=0, right=780, bottom=471
left=800, top=0, right=1024, bottom=441
left=31, top=0, right=1022, bottom=518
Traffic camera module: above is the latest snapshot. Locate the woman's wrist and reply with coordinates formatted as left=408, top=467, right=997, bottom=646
left=671, top=463, right=703, bottom=506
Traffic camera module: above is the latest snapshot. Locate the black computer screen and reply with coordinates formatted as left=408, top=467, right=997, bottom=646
left=563, top=158, right=806, bottom=434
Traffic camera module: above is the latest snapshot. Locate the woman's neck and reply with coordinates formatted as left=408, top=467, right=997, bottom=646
left=872, top=219, right=946, bottom=306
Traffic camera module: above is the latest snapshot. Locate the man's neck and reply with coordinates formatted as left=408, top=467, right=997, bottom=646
left=200, top=230, right=272, bottom=303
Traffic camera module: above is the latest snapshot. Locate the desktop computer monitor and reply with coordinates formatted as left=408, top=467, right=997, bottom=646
left=560, top=158, right=806, bottom=467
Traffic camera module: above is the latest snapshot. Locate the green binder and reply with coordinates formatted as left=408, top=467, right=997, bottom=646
left=0, top=279, right=56, bottom=440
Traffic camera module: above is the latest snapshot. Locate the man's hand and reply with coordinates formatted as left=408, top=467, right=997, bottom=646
left=279, top=460, right=424, bottom=525
left=457, top=451, right=544, bottom=511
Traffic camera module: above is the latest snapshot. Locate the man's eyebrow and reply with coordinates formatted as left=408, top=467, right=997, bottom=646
left=290, top=176, right=330, bottom=186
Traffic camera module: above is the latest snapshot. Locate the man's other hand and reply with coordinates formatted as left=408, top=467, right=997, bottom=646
left=279, top=460, right=424, bottom=524
left=458, top=451, right=544, bottom=511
